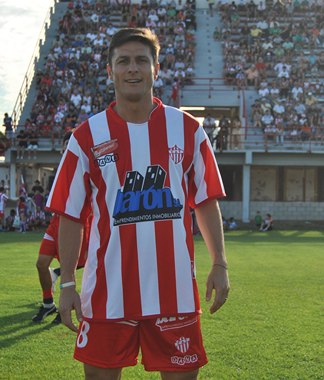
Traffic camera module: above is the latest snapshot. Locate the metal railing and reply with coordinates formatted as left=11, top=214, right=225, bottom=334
left=180, top=77, right=241, bottom=99
left=209, top=127, right=324, bottom=153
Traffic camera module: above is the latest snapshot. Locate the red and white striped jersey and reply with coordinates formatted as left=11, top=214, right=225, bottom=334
left=46, top=98, right=226, bottom=321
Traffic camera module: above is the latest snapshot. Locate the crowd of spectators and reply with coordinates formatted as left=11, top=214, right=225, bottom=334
left=0, top=178, right=50, bottom=232
left=217, top=0, right=324, bottom=145
left=6, top=0, right=324, bottom=153
left=15, top=0, right=197, bottom=148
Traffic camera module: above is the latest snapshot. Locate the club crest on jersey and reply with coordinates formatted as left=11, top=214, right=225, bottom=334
left=169, top=144, right=184, bottom=164
left=91, top=139, right=118, bottom=158
left=113, top=165, right=183, bottom=226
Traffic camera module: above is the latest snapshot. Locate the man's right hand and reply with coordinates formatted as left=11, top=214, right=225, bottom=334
left=59, top=287, right=82, bottom=333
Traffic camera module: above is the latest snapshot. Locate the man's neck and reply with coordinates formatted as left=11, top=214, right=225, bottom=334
left=113, top=97, right=156, bottom=124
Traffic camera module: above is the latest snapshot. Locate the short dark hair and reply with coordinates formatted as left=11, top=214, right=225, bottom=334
left=108, top=28, right=160, bottom=66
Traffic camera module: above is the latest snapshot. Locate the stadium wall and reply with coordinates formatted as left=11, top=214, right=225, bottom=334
left=219, top=201, right=324, bottom=222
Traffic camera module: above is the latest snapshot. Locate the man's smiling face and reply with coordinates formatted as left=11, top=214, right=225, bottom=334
left=107, top=41, right=159, bottom=103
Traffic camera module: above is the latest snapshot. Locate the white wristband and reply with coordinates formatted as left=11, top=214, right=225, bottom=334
left=59, top=281, right=76, bottom=289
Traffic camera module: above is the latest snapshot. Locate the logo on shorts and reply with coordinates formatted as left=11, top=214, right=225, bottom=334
left=171, top=354, right=198, bottom=366
left=155, top=316, right=198, bottom=331
left=175, top=336, right=190, bottom=353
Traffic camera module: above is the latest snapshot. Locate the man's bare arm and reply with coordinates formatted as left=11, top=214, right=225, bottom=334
left=195, top=199, right=230, bottom=313
left=58, top=216, right=84, bottom=332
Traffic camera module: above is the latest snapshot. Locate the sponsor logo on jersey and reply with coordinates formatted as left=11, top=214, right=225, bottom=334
left=169, top=144, right=184, bottom=164
left=175, top=337, right=190, bottom=353
left=91, top=139, right=118, bottom=158
left=155, top=316, right=198, bottom=331
left=171, top=354, right=198, bottom=366
left=113, top=165, right=183, bottom=226
left=96, top=153, right=119, bottom=167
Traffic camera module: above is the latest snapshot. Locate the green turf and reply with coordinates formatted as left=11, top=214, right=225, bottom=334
left=0, top=230, right=323, bottom=379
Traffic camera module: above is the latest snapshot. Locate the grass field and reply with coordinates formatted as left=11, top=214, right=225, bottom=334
left=0, top=230, right=323, bottom=380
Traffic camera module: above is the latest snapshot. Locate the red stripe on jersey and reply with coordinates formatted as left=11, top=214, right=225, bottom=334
left=108, top=110, right=142, bottom=317
left=50, top=150, right=78, bottom=214
left=200, top=140, right=225, bottom=198
left=149, top=107, right=178, bottom=315
left=182, top=113, right=200, bottom=311
left=187, top=163, right=198, bottom=210
left=182, top=112, right=197, bottom=257
left=182, top=111, right=199, bottom=173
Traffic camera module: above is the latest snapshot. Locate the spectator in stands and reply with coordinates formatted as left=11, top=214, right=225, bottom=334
left=32, top=180, right=44, bottom=194
left=294, top=101, right=307, bottom=117
left=279, top=77, right=290, bottom=98
left=168, top=78, right=180, bottom=107
left=250, top=24, right=263, bottom=42
left=16, top=129, right=28, bottom=160
left=305, top=92, right=319, bottom=114
left=261, top=109, right=274, bottom=131
left=257, top=0, right=266, bottom=17
left=291, top=81, right=304, bottom=100
left=255, top=56, right=267, bottom=81
left=3, top=113, right=14, bottom=146
left=27, top=130, right=39, bottom=160
left=203, top=113, right=217, bottom=147
left=230, top=116, right=242, bottom=150
left=217, top=115, right=230, bottom=151
left=275, top=122, right=285, bottom=145
left=277, top=65, right=290, bottom=79
left=273, top=99, right=285, bottom=116
left=258, top=82, right=270, bottom=98
left=208, top=0, right=215, bottom=17
left=245, top=64, right=260, bottom=87
left=70, top=88, right=82, bottom=108
left=153, top=75, right=164, bottom=98
left=273, top=43, right=285, bottom=60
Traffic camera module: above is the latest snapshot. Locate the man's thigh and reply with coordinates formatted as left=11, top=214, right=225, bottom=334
left=84, top=364, right=122, bottom=380
left=74, top=320, right=139, bottom=369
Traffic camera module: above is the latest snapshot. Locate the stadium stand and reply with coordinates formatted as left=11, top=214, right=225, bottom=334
left=1, top=0, right=324, bottom=223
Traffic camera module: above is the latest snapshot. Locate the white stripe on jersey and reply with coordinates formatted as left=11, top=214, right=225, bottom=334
left=65, top=151, right=89, bottom=219
left=105, top=232, right=124, bottom=319
left=43, top=232, right=54, bottom=241
left=128, top=122, right=160, bottom=316
left=165, top=107, right=195, bottom=313
left=117, top=320, right=139, bottom=327
left=193, top=127, right=210, bottom=204
left=80, top=184, right=99, bottom=319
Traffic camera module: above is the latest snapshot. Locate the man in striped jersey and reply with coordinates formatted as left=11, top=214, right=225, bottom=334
left=46, top=28, right=230, bottom=380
